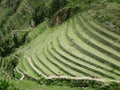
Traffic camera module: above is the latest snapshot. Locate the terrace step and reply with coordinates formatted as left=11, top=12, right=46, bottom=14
left=18, top=58, right=40, bottom=79
left=56, top=20, right=120, bottom=80
left=58, top=30, right=120, bottom=77
left=30, top=55, right=52, bottom=76
left=36, top=40, right=65, bottom=76
left=55, top=39, right=120, bottom=79
left=26, top=56, right=47, bottom=78
left=79, top=15, right=120, bottom=52
left=83, top=12, right=120, bottom=36
left=74, top=17, right=120, bottom=61
left=44, top=44, right=76, bottom=77
left=66, top=19, right=120, bottom=69
left=50, top=41, right=85, bottom=77
left=36, top=54, right=59, bottom=76
left=17, top=12, right=120, bottom=82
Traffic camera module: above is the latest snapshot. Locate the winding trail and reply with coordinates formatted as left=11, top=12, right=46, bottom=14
left=15, top=56, right=120, bottom=83
left=16, top=67, right=25, bottom=80
left=14, top=55, right=25, bottom=80
left=22, top=56, right=120, bottom=83
left=47, top=75, right=120, bottom=83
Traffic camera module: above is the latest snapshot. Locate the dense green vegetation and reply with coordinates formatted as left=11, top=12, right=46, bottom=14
left=0, top=0, right=120, bottom=90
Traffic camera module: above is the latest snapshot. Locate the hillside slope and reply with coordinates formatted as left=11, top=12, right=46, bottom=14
left=15, top=12, right=120, bottom=82
left=0, top=0, right=120, bottom=89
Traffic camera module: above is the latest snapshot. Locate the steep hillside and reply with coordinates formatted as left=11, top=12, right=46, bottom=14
left=16, top=12, right=120, bottom=82
left=0, top=0, right=66, bottom=57
left=0, top=0, right=120, bottom=89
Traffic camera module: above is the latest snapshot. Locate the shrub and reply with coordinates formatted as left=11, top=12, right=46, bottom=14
left=0, top=80, right=11, bottom=90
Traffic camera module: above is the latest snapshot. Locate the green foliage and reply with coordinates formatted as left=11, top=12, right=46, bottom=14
left=0, top=0, right=68, bottom=57
left=0, top=79, right=19, bottom=90
left=32, top=0, right=68, bottom=26
left=89, top=1, right=120, bottom=31
left=38, top=78, right=103, bottom=88
left=0, top=31, right=29, bottom=57
left=14, top=72, right=21, bottom=80
left=50, top=0, right=68, bottom=15
left=107, top=0, right=120, bottom=3
left=36, top=78, right=120, bottom=89
left=0, top=80, right=11, bottom=90
left=0, top=0, right=31, bottom=57
left=0, top=1, right=120, bottom=90
left=32, top=2, right=46, bottom=26
left=6, top=59, right=18, bottom=73
left=14, top=79, right=82, bottom=90
left=0, top=55, right=19, bottom=78
left=109, top=83, right=120, bottom=90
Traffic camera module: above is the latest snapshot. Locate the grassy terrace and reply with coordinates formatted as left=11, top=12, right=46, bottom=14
left=67, top=25, right=120, bottom=71
left=18, top=58, right=40, bottom=80
left=69, top=18, right=119, bottom=77
left=73, top=18, right=120, bottom=76
left=79, top=18, right=120, bottom=52
left=17, top=12, right=120, bottom=82
left=83, top=13, right=120, bottom=36
left=75, top=16, right=120, bottom=61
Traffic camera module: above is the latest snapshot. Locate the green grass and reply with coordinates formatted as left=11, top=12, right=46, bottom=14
left=14, top=80, right=88, bottom=90
left=79, top=15, right=120, bottom=49
left=31, top=55, right=52, bottom=76
left=0, top=0, right=120, bottom=89
left=82, top=13, right=120, bottom=39
left=17, top=12, right=120, bottom=83
left=60, top=19, right=119, bottom=80
left=19, top=58, right=40, bottom=79
left=73, top=17, right=120, bottom=76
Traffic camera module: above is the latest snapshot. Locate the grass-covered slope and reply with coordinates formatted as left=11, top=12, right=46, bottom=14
left=0, top=0, right=120, bottom=89
left=16, top=12, right=120, bottom=82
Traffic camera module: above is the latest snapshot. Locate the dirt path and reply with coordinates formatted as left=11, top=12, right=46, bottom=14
left=47, top=75, right=120, bottom=83
left=14, top=55, right=25, bottom=80
left=16, top=56, right=120, bottom=83
left=16, top=67, right=25, bottom=80
left=46, top=75, right=106, bottom=82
